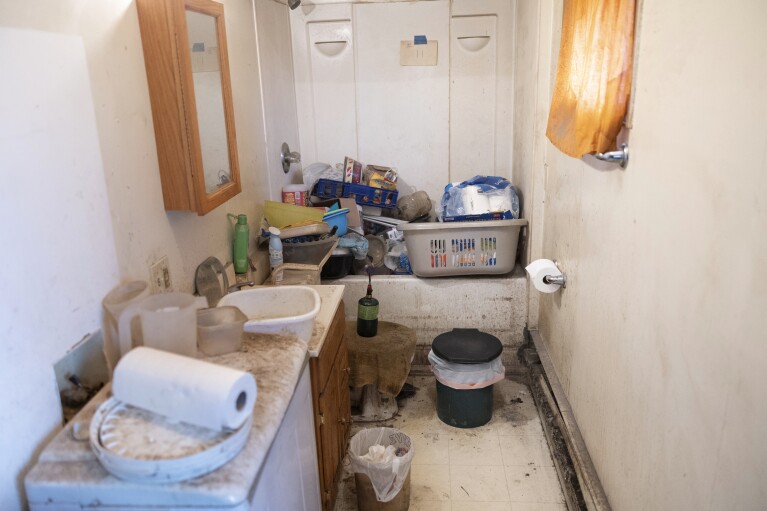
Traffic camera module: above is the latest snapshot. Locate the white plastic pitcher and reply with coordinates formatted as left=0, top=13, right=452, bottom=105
left=118, top=293, right=208, bottom=358
left=102, top=281, right=150, bottom=373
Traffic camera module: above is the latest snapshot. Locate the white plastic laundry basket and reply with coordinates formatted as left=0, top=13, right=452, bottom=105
left=398, top=219, right=527, bottom=277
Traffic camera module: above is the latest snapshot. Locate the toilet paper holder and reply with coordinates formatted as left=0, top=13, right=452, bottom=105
left=543, top=260, right=567, bottom=289
left=543, top=274, right=567, bottom=288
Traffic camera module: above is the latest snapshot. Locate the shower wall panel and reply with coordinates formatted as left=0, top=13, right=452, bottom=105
left=450, top=15, right=498, bottom=182
left=290, top=0, right=516, bottom=203
left=291, top=4, right=357, bottom=165
left=452, top=0, right=516, bottom=187
left=354, top=0, right=450, bottom=200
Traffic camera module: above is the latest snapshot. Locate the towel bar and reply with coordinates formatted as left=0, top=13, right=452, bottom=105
left=594, top=143, right=629, bottom=168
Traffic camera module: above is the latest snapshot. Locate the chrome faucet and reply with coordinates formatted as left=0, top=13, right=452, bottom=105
left=227, top=281, right=255, bottom=293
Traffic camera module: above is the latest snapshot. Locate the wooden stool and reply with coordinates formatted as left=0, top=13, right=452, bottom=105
left=345, top=321, right=417, bottom=421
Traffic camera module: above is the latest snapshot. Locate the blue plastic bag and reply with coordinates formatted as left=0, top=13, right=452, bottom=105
left=440, top=175, right=520, bottom=221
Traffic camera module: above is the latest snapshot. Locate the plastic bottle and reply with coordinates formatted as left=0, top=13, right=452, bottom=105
left=357, top=272, right=379, bottom=337
left=268, top=227, right=284, bottom=282
left=233, top=214, right=249, bottom=274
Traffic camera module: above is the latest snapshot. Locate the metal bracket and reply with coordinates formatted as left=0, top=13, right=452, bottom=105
left=543, top=259, right=567, bottom=289
left=543, top=274, right=567, bottom=288
left=594, top=143, right=629, bottom=168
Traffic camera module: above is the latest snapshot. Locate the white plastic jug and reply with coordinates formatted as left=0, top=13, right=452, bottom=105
left=118, top=293, right=208, bottom=358
left=102, top=281, right=150, bottom=373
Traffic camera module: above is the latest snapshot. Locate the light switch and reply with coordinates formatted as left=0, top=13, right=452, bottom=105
left=400, top=40, right=438, bottom=66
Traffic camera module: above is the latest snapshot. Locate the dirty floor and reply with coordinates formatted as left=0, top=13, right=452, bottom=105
left=334, top=375, right=566, bottom=511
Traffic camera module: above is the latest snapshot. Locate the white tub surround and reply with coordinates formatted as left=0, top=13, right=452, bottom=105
left=335, top=269, right=527, bottom=372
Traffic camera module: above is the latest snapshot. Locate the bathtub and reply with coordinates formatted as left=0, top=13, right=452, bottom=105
left=328, top=266, right=528, bottom=373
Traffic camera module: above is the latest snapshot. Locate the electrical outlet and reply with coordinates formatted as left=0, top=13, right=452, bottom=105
left=150, top=256, right=171, bottom=292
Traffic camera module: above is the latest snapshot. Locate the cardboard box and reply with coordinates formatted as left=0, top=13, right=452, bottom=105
left=338, top=198, right=362, bottom=232
left=343, top=156, right=362, bottom=184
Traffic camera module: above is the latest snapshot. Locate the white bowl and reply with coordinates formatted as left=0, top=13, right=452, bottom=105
left=218, top=286, right=321, bottom=343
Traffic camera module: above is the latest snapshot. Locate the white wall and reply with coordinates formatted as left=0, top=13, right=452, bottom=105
left=0, top=0, right=270, bottom=508
left=525, top=0, right=767, bottom=508
left=0, top=28, right=119, bottom=510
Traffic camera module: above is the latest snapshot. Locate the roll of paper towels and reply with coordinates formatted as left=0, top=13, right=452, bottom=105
left=525, top=259, right=563, bottom=293
left=112, top=347, right=257, bottom=431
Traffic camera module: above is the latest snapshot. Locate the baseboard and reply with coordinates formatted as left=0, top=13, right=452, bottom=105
left=524, top=329, right=611, bottom=511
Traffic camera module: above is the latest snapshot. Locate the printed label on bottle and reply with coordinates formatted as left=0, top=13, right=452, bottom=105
left=358, top=304, right=379, bottom=320
left=269, top=248, right=283, bottom=268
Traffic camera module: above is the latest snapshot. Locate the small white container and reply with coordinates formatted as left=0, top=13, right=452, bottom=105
left=218, top=286, right=321, bottom=343
left=197, top=306, right=247, bottom=356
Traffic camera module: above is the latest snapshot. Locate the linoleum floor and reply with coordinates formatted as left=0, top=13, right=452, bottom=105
left=334, top=376, right=567, bottom=511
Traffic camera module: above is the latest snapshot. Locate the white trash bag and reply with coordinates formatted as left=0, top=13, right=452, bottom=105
left=349, top=427, right=414, bottom=503
left=428, top=349, right=505, bottom=389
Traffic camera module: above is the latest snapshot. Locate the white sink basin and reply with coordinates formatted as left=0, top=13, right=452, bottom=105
left=218, top=286, right=321, bottom=343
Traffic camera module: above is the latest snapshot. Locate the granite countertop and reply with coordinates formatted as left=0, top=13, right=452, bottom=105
left=305, top=284, right=344, bottom=357
left=26, top=333, right=309, bottom=507
left=26, top=285, right=346, bottom=507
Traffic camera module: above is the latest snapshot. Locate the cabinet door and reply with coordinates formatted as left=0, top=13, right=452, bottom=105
left=251, top=364, right=320, bottom=510
left=310, top=301, right=348, bottom=511
left=334, top=335, right=351, bottom=461
left=317, top=376, right=341, bottom=509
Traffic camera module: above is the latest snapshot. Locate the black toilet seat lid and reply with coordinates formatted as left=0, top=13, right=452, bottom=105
left=431, top=328, right=503, bottom=364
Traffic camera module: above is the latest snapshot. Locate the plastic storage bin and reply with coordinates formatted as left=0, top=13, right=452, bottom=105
left=321, top=247, right=354, bottom=280
left=315, top=179, right=398, bottom=209
left=398, top=219, right=527, bottom=277
left=197, top=306, right=247, bottom=355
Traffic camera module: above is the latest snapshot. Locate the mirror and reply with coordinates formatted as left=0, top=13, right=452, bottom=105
left=186, top=9, right=233, bottom=194
left=136, top=0, right=241, bottom=215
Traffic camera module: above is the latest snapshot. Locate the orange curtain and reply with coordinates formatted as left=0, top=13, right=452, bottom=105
left=546, top=0, right=635, bottom=158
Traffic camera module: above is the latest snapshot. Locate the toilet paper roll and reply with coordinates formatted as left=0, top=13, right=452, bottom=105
left=112, top=347, right=257, bottom=431
left=462, top=186, right=490, bottom=214
left=525, top=259, right=563, bottom=293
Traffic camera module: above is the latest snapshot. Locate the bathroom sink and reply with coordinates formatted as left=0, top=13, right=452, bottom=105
left=218, top=286, right=321, bottom=343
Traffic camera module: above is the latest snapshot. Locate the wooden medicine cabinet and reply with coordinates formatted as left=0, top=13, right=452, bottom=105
left=136, top=0, right=241, bottom=215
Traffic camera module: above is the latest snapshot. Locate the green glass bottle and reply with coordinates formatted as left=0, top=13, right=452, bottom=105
left=357, top=273, right=379, bottom=337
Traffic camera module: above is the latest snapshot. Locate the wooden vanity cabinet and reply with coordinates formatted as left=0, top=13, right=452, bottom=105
left=310, top=301, right=351, bottom=511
